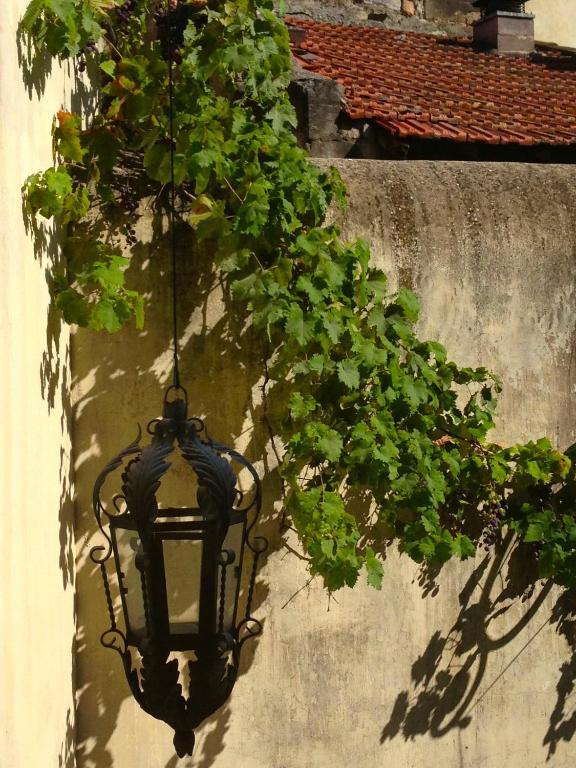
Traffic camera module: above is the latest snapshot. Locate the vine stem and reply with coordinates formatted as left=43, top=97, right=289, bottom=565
left=281, top=575, right=314, bottom=610
left=261, top=351, right=285, bottom=487
left=223, top=176, right=245, bottom=203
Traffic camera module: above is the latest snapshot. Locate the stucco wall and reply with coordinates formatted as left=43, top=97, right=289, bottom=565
left=0, top=2, right=76, bottom=767
left=532, top=0, right=576, bottom=47
left=72, top=159, right=576, bottom=768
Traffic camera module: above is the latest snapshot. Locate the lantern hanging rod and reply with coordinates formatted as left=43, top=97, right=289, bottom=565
left=167, top=0, right=180, bottom=390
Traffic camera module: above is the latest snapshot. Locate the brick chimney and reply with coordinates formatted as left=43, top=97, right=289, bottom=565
left=472, top=0, right=535, bottom=55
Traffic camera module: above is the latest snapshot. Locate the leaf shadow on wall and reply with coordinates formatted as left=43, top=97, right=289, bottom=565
left=23, top=202, right=77, bottom=591
left=544, top=591, right=576, bottom=759
left=16, top=23, right=53, bottom=99
left=73, top=220, right=284, bottom=768
left=19, top=45, right=101, bottom=594
left=380, top=533, right=576, bottom=760
left=17, top=38, right=78, bottom=768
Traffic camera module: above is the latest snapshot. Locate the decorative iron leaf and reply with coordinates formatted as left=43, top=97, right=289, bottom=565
left=122, top=432, right=174, bottom=534
left=187, top=653, right=237, bottom=727
left=209, top=437, right=259, bottom=489
left=139, top=651, right=189, bottom=731
left=179, top=428, right=236, bottom=520
left=209, top=437, right=263, bottom=527
left=92, top=429, right=143, bottom=564
left=92, top=428, right=142, bottom=522
left=131, top=648, right=237, bottom=734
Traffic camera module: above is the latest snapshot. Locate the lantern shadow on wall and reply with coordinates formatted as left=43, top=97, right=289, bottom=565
left=91, top=385, right=267, bottom=758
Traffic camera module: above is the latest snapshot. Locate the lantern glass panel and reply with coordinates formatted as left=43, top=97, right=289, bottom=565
left=112, top=527, right=146, bottom=640
left=219, top=520, right=246, bottom=633
left=163, top=538, right=203, bottom=634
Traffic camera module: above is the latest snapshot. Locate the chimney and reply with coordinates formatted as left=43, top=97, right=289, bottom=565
left=287, top=24, right=306, bottom=47
left=472, top=0, right=535, bottom=55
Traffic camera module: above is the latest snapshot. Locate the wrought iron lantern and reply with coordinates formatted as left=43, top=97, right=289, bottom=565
left=91, top=387, right=267, bottom=757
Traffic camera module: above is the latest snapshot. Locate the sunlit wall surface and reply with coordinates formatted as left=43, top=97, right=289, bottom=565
left=0, top=3, right=75, bottom=766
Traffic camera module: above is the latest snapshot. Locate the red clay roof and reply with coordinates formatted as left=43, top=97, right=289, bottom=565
left=288, top=18, right=576, bottom=146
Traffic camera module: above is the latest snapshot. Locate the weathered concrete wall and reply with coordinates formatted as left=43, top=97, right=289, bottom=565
left=73, top=160, right=576, bottom=768
left=327, top=161, right=576, bottom=448
left=0, top=2, right=76, bottom=766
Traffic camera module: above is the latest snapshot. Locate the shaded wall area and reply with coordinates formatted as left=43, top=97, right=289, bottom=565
left=0, top=1, right=76, bottom=766
left=74, top=160, right=576, bottom=767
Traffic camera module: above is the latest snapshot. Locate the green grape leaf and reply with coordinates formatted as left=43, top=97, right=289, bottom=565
left=289, top=392, right=317, bottom=420
left=451, top=534, right=476, bottom=560
left=54, top=111, right=86, bottom=162
left=365, top=548, right=384, bottom=590
left=337, top=359, right=360, bottom=390
left=395, top=287, right=420, bottom=322
left=285, top=305, right=314, bottom=346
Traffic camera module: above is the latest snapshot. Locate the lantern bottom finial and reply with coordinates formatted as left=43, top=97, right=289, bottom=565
left=174, top=729, right=196, bottom=758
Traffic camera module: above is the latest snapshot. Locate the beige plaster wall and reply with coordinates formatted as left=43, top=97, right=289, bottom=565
left=73, top=160, right=576, bottom=768
left=0, top=2, right=76, bottom=766
left=532, top=0, right=576, bottom=47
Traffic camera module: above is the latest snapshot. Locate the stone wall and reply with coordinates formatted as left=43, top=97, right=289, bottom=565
left=424, top=0, right=471, bottom=18
left=73, top=160, right=576, bottom=767
left=0, top=2, right=76, bottom=766
left=285, top=0, right=473, bottom=35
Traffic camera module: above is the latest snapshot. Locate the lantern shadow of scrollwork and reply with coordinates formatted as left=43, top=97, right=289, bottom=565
left=90, top=387, right=267, bottom=758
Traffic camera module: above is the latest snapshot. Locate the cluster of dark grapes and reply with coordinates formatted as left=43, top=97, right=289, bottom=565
left=116, top=183, right=141, bottom=246
left=480, top=502, right=506, bottom=550
left=115, top=0, right=137, bottom=28
left=77, top=41, right=97, bottom=73
left=153, top=1, right=191, bottom=63
left=119, top=183, right=140, bottom=212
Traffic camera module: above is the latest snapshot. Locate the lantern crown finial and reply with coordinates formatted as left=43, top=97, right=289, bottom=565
left=162, top=386, right=188, bottom=423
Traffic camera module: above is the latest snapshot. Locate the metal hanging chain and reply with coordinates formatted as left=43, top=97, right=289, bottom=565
left=167, top=0, right=180, bottom=390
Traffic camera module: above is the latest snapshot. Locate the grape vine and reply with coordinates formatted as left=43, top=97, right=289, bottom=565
left=20, top=0, right=576, bottom=591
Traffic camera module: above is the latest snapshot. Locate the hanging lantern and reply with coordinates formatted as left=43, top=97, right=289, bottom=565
left=89, top=2, right=267, bottom=756
left=90, top=387, right=267, bottom=757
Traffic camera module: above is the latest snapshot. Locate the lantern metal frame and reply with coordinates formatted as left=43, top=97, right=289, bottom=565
left=90, top=387, right=267, bottom=757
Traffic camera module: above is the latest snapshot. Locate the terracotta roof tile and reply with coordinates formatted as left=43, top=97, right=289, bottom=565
left=288, top=18, right=576, bottom=147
